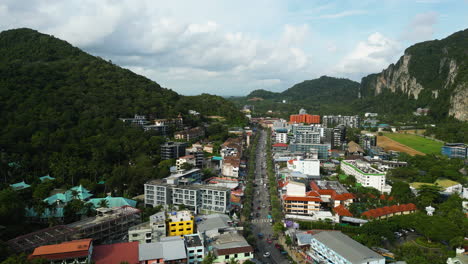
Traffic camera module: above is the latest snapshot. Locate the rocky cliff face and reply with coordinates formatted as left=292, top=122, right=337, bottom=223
left=360, top=29, right=468, bottom=121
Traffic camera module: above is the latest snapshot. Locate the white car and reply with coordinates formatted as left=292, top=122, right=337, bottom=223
left=263, top=252, right=271, bottom=258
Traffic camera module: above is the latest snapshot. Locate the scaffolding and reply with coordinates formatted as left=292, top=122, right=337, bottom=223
left=7, top=225, right=76, bottom=253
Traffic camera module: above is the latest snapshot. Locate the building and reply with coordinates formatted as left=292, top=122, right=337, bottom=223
left=88, top=196, right=137, bottom=209
left=272, top=143, right=289, bottom=152
left=175, top=127, right=205, bottom=141
left=341, top=160, right=391, bottom=193
left=441, top=143, right=468, bottom=159
left=360, top=134, right=377, bottom=152
left=143, top=124, right=168, bottom=135
left=154, top=115, right=183, bottom=130
left=290, top=114, right=320, bottom=124
left=196, top=214, right=234, bottom=239
left=161, top=142, right=188, bottom=160
left=139, top=236, right=188, bottom=264
left=67, top=206, right=141, bottom=244
left=185, top=145, right=205, bottom=168
left=310, top=180, right=354, bottom=208
left=29, top=239, right=93, bottom=264
left=287, top=157, right=320, bottom=176
left=120, top=114, right=150, bottom=126
left=210, top=232, right=254, bottom=264
left=9, top=181, right=31, bottom=191
left=129, top=212, right=167, bottom=244
left=92, top=242, right=139, bottom=264
left=289, top=143, right=331, bottom=159
left=361, top=204, right=417, bottom=219
left=275, top=131, right=288, bottom=144
left=221, top=158, right=240, bottom=178
left=332, top=125, right=346, bottom=148
left=322, top=115, right=360, bottom=128
left=307, top=231, right=385, bottom=264
left=176, top=155, right=197, bottom=171
left=185, top=234, right=204, bottom=264
left=167, top=211, right=195, bottom=237
left=409, top=179, right=463, bottom=195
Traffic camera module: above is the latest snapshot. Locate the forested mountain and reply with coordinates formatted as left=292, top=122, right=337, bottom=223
left=236, top=76, right=359, bottom=116
left=0, top=28, right=245, bottom=194
left=359, top=28, right=468, bottom=121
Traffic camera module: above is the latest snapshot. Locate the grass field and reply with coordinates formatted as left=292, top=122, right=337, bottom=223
left=384, top=133, right=443, bottom=154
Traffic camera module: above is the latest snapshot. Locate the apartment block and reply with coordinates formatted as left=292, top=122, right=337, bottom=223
left=290, top=114, right=320, bottom=124
left=128, top=212, right=166, bottom=244
left=322, top=115, right=360, bottom=128
left=341, top=160, right=391, bottom=193
left=161, top=142, right=188, bottom=160
left=185, top=234, right=204, bottom=264
left=441, top=143, right=468, bottom=159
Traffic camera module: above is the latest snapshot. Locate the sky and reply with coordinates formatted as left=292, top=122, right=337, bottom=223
left=0, top=0, right=467, bottom=96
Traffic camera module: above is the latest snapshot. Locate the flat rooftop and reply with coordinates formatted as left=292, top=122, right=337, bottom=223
left=196, top=214, right=232, bottom=233
left=168, top=210, right=192, bottom=222
left=185, top=234, right=203, bottom=247
left=67, top=206, right=140, bottom=229
left=211, top=232, right=250, bottom=250
left=315, top=180, right=348, bottom=194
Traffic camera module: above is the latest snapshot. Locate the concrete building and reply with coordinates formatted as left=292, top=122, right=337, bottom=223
left=441, top=143, right=468, bottom=159
left=332, top=125, right=346, bottom=148
left=144, top=180, right=231, bottom=214
left=275, top=132, right=288, bottom=144
left=128, top=212, right=166, bottom=244
left=287, top=157, right=320, bottom=176
left=92, top=241, right=139, bottom=264
left=176, top=155, right=197, bottom=171
left=185, top=146, right=205, bottom=168
left=221, top=158, right=240, bottom=178
left=360, top=134, right=377, bottom=152
left=362, top=204, right=417, bottom=220
left=167, top=211, right=194, bottom=237
left=29, top=239, right=93, bottom=264
left=341, top=160, right=391, bottom=193
left=322, top=115, right=360, bottom=128
left=307, top=231, right=385, bottom=264
left=161, top=142, right=188, bottom=160
left=289, top=143, right=331, bottom=159
left=196, top=214, right=234, bottom=239
left=175, top=127, right=205, bottom=141
left=290, top=114, right=320, bottom=124
left=185, top=234, right=204, bottom=264
left=211, top=232, right=254, bottom=264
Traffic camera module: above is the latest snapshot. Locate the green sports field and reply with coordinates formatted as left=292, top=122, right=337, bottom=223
left=384, top=133, right=443, bottom=154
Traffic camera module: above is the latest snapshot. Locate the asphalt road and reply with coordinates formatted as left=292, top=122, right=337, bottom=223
left=251, top=130, right=289, bottom=264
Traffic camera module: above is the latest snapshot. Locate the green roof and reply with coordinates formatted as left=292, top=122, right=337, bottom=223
left=25, top=207, right=64, bottom=218
left=410, top=179, right=461, bottom=189
left=10, top=181, right=31, bottom=190
left=212, top=156, right=223, bottom=161
left=43, top=185, right=92, bottom=205
left=341, top=161, right=385, bottom=176
left=39, top=175, right=55, bottom=182
left=87, top=196, right=137, bottom=208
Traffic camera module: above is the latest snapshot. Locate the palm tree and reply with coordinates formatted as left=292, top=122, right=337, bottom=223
left=71, top=189, right=79, bottom=200
left=98, top=199, right=109, bottom=208
left=201, top=252, right=216, bottom=264
left=228, top=258, right=239, bottom=264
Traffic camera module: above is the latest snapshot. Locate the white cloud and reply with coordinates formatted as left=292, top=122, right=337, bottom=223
left=313, top=10, right=367, bottom=19
left=333, top=32, right=402, bottom=79
left=401, top=12, right=439, bottom=42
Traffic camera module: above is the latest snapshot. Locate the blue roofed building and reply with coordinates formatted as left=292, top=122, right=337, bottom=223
left=10, top=181, right=31, bottom=191
left=39, top=175, right=55, bottom=182
left=88, top=196, right=137, bottom=208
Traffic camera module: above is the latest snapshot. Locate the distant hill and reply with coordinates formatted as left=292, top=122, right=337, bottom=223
left=0, top=28, right=245, bottom=191
left=360, top=28, right=468, bottom=121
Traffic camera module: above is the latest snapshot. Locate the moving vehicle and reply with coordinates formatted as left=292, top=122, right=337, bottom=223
left=258, top=233, right=264, bottom=239
left=263, top=252, right=271, bottom=258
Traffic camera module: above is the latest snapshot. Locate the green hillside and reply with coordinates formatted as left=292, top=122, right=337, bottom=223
left=0, top=28, right=245, bottom=194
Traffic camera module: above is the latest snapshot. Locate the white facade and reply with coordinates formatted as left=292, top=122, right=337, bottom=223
left=285, top=181, right=306, bottom=197
left=341, top=160, right=391, bottom=193
left=288, top=158, right=320, bottom=176
left=176, top=155, right=196, bottom=171
left=128, top=212, right=166, bottom=244
left=275, top=132, right=288, bottom=144
left=221, top=161, right=239, bottom=178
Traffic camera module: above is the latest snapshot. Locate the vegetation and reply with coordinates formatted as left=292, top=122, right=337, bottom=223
left=383, top=132, right=443, bottom=154
left=425, top=119, right=468, bottom=143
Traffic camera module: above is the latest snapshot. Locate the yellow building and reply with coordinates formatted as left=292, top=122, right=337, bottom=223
left=167, top=210, right=194, bottom=237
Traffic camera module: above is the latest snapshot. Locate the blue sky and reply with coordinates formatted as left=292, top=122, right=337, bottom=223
left=0, top=0, right=467, bottom=95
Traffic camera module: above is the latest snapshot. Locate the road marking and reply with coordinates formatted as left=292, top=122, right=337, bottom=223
left=251, top=219, right=271, bottom=223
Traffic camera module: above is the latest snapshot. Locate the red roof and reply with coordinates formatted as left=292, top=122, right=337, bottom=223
left=333, top=205, right=353, bottom=217
left=272, top=143, right=288, bottom=147
left=333, top=193, right=355, bottom=201
left=30, top=239, right=92, bottom=261
left=288, top=159, right=296, bottom=164
left=92, top=242, right=139, bottom=264
left=306, top=191, right=320, bottom=197
left=278, top=180, right=289, bottom=188
left=379, top=194, right=394, bottom=201
left=309, top=181, right=354, bottom=201
left=362, top=203, right=417, bottom=219
left=283, top=195, right=322, bottom=202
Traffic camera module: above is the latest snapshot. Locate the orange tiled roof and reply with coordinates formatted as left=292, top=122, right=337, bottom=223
left=278, top=180, right=289, bottom=188
left=333, top=205, right=353, bottom=217
left=362, top=203, right=417, bottom=219
left=32, top=239, right=92, bottom=256
left=306, top=191, right=320, bottom=197
left=272, top=143, right=288, bottom=147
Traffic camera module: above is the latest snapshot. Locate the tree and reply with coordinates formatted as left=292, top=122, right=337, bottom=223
left=228, top=258, right=239, bottom=264
left=0, top=188, right=25, bottom=225
left=201, top=252, right=216, bottom=264
left=390, top=181, right=413, bottom=203
left=97, top=199, right=109, bottom=208
left=180, top=162, right=194, bottom=171
left=416, top=184, right=442, bottom=207
left=285, top=235, right=292, bottom=247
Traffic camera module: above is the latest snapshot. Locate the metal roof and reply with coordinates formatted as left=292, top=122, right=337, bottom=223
left=311, top=231, right=384, bottom=264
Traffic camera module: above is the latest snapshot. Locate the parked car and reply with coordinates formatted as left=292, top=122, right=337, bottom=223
left=263, top=252, right=271, bottom=258
left=256, top=212, right=260, bottom=217
left=258, top=233, right=264, bottom=239
left=267, top=238, right=272, bottom=244
left=274, top=243, right=281, bottom=249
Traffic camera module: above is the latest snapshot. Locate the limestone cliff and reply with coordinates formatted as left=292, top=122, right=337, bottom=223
left=360, top=29, right=468, bottom=121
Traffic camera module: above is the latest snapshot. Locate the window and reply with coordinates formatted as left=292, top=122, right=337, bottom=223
left=189, top=250, right=194, bottom=253
left=197, top=249, right=202, bottom=252
left=234, top=254, right=238, bottom=258
left=186, top=228, right=191, bottom=231
left=186, top=222, right=191, bottom=225
left=245, top=252, right=250, bottom=257
left=179, top=229, right=183, bottom=231
left=224, top=255, right=229, bottom=260
left=189, top=256, right=194, bottom=260
left=171, top=224, right=176, bottom=227
left=179, top=223, right=184, bottom=226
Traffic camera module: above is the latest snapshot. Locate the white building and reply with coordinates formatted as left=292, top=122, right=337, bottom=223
left=341, top=160, right=391, bottom=193
left=275, top=132, right=288, bottom=144
left=287, top=157, right=320, bottom=176
left=221, top=158, right=240, bottom=178
left=176, top=155, right=197, bottom=171
left=307, top=231, right=385, bottom=264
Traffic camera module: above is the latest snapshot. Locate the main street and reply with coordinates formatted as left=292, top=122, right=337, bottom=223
left=251, top=130, right=289, bottom=264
